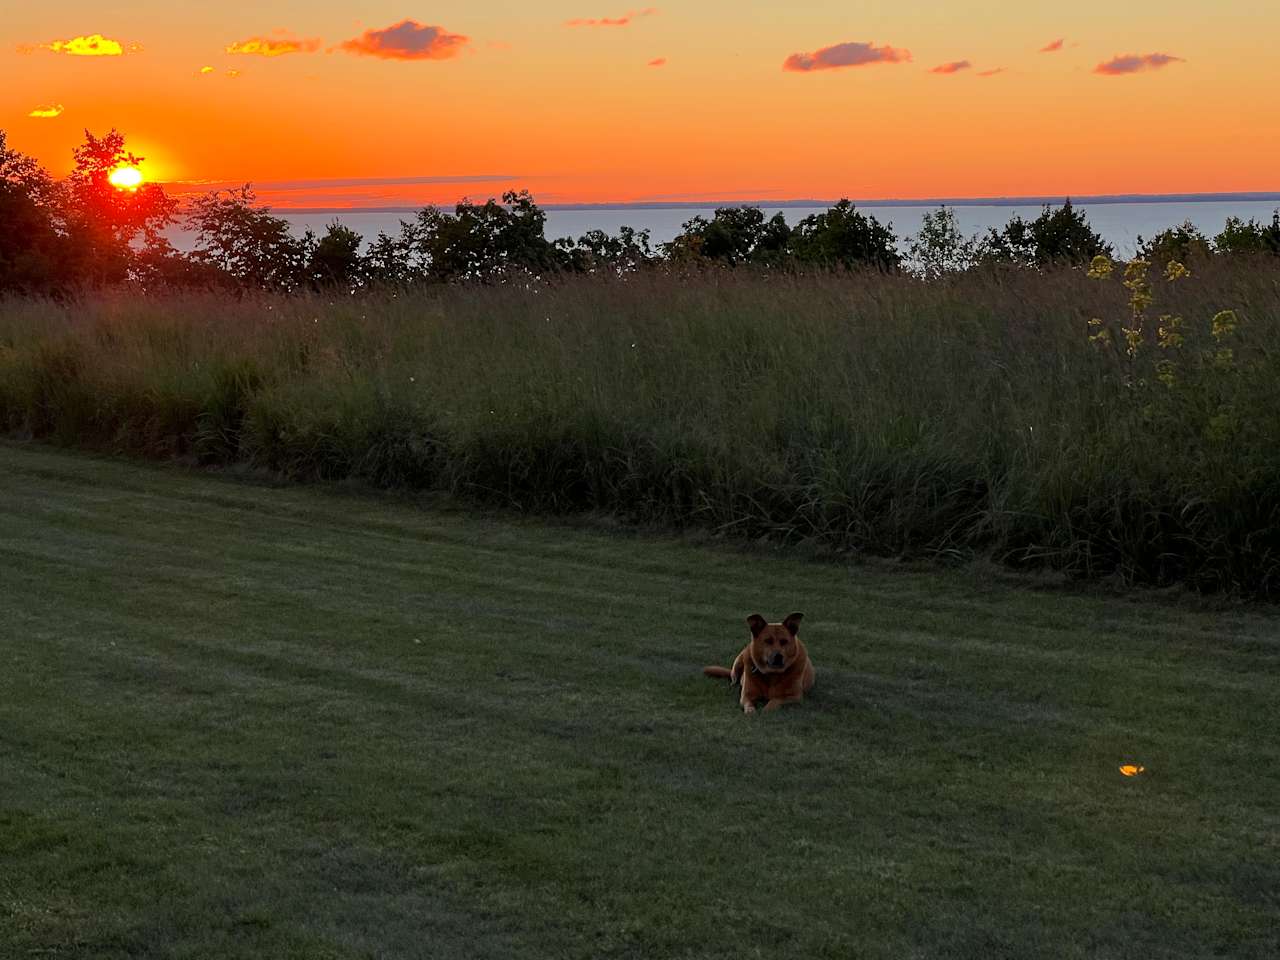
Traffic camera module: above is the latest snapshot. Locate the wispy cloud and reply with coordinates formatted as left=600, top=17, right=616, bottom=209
left=338, top=20, right=469, bottom=60
left=27, top=104, right=65, bottom=119
left=784, top=41, right=911, bottom=73
left=199, top=65, right=215, bottom=74
left=226, top=34, right=321, bottom=57
left=21, top=34, right=138, bottom=56
left=1095, top=52, right=1184, bottom=76
left=930, top=60, right=971, bottom=75
left=648, top=57, right=667, bottom=67
left=977, top=67, right=1005, bottom=77
left=1041, top=38, right=1065, bottom=53
left=566, top=8, right=658, bottom=27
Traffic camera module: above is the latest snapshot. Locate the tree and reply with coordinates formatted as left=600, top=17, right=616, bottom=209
left=57, top=129, right=178, bottom=284
left=664, top=207, right=792, bottom=266
left=186, top=187, right=315, bottom=290
left=0, top=131, right=65, bottom=293
left=309, top=222, right=364, bottom=287
left=1215, top=212, right=1280, bottom=256
left=1136, top=221, right=1213, bottom=265
left=906, top=207, right=976, bottom=278
left=978, top=200, right=1111, bottom=268
left=407, top=190, right=567, bottom=283
left=789, top=200, right=900, bottom=272
left=559, top=225, right=654, bottom=275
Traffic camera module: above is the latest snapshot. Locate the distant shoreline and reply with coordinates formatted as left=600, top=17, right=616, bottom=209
left=241, top=193, right=1280, bottom=216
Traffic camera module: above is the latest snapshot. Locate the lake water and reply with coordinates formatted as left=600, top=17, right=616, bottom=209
left=164, top=200, right=1280, bottom=258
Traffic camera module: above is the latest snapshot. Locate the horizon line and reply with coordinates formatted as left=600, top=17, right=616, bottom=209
left=179, top=191, right=1280, bottom=215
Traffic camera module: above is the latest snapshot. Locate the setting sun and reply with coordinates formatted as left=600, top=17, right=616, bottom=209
left=107, top=165, right=143, bottom=190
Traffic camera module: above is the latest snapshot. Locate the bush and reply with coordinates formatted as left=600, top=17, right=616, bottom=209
left=979, top=200, right=1112, bottom=268
left=663, top=207, right=792, bottom=266
left=790, top=200, right=899, bottom=272
left=186, top=187, right=316, bottom=291
left=1137, top=221, right=1213, bottom=265
left=1215, top=212, right=1280, bottom=256
left=906, top=207, right=976, bottom=279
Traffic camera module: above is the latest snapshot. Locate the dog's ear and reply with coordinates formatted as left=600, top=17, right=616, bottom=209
left=783, top=612, right=804, bottom=635
left=746, top=614, right=768, bottom=637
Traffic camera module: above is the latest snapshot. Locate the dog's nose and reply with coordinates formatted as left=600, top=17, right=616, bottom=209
left=771, top=654, right=784, bottom=667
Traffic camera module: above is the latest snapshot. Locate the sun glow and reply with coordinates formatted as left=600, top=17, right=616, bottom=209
left=108, top=166, right=144, bottom=190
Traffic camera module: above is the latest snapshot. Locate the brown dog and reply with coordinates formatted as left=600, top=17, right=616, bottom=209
left=704, top=613, right=815, bottom=713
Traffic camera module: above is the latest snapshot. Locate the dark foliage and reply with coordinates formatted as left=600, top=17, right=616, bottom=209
left=978, top=200, right=1112, bottom=267
left=1215, top=212, right=1280, bottom=256
left=790, top=200, right=900, bottom=271
left=1138, top=220, right=1214, bottom=265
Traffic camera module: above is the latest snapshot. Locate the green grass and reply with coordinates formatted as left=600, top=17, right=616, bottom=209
left=1, top=442, right=1277, bottom=959
left=3, top=261, right=1280, bottom=595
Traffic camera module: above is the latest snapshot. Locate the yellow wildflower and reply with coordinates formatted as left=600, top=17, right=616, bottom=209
left=1211, top=310, right=1238, bottom=341
left=1087, top=255, right=1114, bottom=280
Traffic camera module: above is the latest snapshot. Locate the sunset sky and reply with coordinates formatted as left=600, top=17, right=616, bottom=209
left=5, top=1, right=1278, bottom=208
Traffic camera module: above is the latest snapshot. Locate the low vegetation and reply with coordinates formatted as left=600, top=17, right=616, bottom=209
left=3, top=253, right=1279, bottom=596
left=2, top=445, right=1277, bottom=959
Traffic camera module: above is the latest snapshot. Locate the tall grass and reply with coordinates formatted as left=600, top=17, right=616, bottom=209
left=3, top=260, right=1279, bottom=594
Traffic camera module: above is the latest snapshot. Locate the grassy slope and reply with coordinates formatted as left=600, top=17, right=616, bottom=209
left=1, top=443, right=1277, bottom=960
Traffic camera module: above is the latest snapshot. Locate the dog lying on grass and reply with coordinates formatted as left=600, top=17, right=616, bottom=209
left=704, top=613, right=815, bottom=713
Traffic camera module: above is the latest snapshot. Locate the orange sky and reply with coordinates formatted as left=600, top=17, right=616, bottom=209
left=5, top=1, right=1279, bottom=207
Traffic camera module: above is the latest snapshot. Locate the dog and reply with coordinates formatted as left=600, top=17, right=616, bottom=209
left=704, top=613, right=815, bottom=713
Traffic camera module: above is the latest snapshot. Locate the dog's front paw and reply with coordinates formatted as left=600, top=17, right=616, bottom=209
left=742, top=701, right=757, bottom=714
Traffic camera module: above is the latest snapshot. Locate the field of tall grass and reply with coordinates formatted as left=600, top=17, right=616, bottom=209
left=3, top=258, right=1279, bottom=595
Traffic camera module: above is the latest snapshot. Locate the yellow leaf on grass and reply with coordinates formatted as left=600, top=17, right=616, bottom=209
left=1119, top=764, right=1146, bottom=777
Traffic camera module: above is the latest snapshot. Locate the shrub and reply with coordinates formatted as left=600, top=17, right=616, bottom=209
left=978, top=200, right=1112, bottom=268
left=790, top=200, right=900, bottom=272
left=664, top=207, right=793, bottom=266
left=1215, top=212, right=1280, bottom=256
left=1137, top=221, right=1213, bottom=266
left=906, top=207, right=976, bottom=279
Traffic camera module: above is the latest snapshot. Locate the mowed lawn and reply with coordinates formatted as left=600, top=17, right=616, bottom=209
left=1, top=444, right=1277, bottom=960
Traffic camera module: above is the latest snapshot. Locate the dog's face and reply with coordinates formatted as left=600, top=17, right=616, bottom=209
left=746, top=613, right=804, bottom=673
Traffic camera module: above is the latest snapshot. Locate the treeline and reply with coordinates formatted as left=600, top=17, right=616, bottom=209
left=3, top=128, right=1280, bottom=296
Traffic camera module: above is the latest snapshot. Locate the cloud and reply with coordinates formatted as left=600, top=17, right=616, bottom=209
left=1095, top=52, right=1184, bottom=76
left=648, top=57, right=667, bottom=67
left=930, top=60, right=971, bottom=75
left=199, top=65, right=215, bottom=74
left=28, top=104, right=65, bottom=119
left=977, top=67, right=1005, bottom=77
left=783, top=41, right=911, bottom=73
left=566, top=8, right=658, bottom=27
left=338, top=20, right=469, bottom=60
left=1041, top=38, right=1065, bottom=53
left=226, top=34, right=321, bottom=57
left=23, top=34, right=137, bottom=56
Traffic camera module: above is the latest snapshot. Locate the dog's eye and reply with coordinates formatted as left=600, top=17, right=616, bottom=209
left=779, top=636, right=789, bottom=645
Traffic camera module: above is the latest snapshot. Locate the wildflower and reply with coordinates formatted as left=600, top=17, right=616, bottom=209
left=1088, top=322, right=1113, bottom=346
left=1119, top=765, right=1146, bottom=777
left=1122, top=325, right=1144, bottom=358
left=1155, top=359, right=1176, bottom=388
left=1087, top=255, right=1114, bottom=280
left=1157, top=315, right=1184, bottom=350
left=1123, top=259, right=1150, bottom=284
left=1164, top=260, right=1190, bottom=281
left=1211, top=310, right=1238, bottom=341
